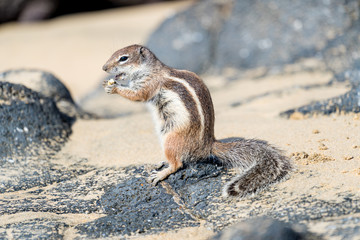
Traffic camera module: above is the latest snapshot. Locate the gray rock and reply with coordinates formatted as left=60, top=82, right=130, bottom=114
left=0, top=158, right=94, bottom=194
left=147, top=0, right=357, bottom=74
left=0, top=81, right=72, bottom=161
left=0, top=77, right=93, bottom=198
left=215, top=0, right=352, bottom=72
left=280, top=86, right=360, bottom=117
left=147, top=0, right=229, bottom=73
left=210, top=217, right=311, bottom=240
left=281, top=20, right=360, bottom=117
left=0, top=69, right=73, bottom=107
left=0, top=69, right=98, bottom=119
left=79, top=162, right=360, bottom=239
left=0, top=81, right=98, bottom=195
left=77, top=167, right=199, bottom=238
left=0, top=219, right=68, bottom=240
left=321, top=9, right=360, bottom=81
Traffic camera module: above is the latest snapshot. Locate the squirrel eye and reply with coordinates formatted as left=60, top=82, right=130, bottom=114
left=119, top=56, right=129, bottom=62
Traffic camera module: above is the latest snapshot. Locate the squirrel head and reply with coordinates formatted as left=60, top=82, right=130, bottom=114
left=102, top=45, right=159, bottom=77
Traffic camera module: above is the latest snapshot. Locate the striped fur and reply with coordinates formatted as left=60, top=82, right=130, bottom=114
left=103, top=45, right=293, bottom=198
left=165, top=76, right=205, bottom=139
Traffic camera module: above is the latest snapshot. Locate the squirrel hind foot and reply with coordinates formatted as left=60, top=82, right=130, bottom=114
left=148, top=166, right=178, bottom=186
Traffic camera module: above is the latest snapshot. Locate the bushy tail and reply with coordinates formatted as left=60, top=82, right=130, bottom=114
left=211, top=138, right=293, bottom=198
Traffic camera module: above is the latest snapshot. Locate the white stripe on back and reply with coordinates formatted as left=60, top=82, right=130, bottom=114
left=166, top=76, right=205, bottom=139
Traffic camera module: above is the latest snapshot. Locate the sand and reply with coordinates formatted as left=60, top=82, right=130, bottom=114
left=1, top=1, right=359, bottom=239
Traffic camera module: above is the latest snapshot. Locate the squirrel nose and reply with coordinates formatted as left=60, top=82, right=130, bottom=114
left=102, top=64, right=108, bottom=72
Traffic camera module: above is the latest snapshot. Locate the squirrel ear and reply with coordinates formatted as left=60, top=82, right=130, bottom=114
left=139, top=47, right=146, bottom=59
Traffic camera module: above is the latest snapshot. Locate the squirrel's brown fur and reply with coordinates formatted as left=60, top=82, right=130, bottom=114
left=103, top=44, right=293, bottom=198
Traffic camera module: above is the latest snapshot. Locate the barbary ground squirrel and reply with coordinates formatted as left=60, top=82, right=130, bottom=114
left=102, top=44, right=293, bottom=198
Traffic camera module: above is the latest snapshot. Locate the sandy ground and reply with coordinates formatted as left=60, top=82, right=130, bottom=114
left=1, top=1, right=360, bottom=239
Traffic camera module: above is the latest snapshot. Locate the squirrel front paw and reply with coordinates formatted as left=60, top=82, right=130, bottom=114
left=103, top=79, right=117, bottom=94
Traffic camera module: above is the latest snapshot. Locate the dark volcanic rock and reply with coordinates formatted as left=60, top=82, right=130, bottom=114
left=210, top=217, right=310, bottom=240
left=147, top=0, right=357, bottom=74
left=281, top=20, right=360, bottom=117
left=75, top=163, right=228, bottom=238
left=0, top=166, right=111, bottom=215
left=0, top=80, right=93, bottom=194
left=164, top=160, right=229, bottom=220
left=322, top=19, right=360, bottom=80
left=147, top=0, right=229, bottom=73
left=0, top=219, right=68, bottom=239
left=0, top=69, right=74, bottom=108
left=280, top=86, right=360, bottom=117
left=77, top=167, right=199, bottom=237
left=0, top=81, right=71, bottom=160
left=77, top=164, right=360, bottom=238
left=0, top=69, right=98, bottom=119
left=0, top=158, right=93, bottom=194
left=214, top=0, right=352, bottom=71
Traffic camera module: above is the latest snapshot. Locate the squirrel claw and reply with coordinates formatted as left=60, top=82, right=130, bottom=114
left=104, top=81, right=116, bottom=94
left=148, top=171, right=161, bottom=186
left=147, top=161, right=167, bottom=185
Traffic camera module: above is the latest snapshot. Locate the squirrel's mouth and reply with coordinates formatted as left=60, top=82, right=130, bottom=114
left=114, top=74, right=123, bottom=80
left=112, top=73, right=129, bottom=86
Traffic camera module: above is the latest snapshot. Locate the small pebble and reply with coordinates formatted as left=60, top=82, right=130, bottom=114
left=318, top=144, right=328, bottom=150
